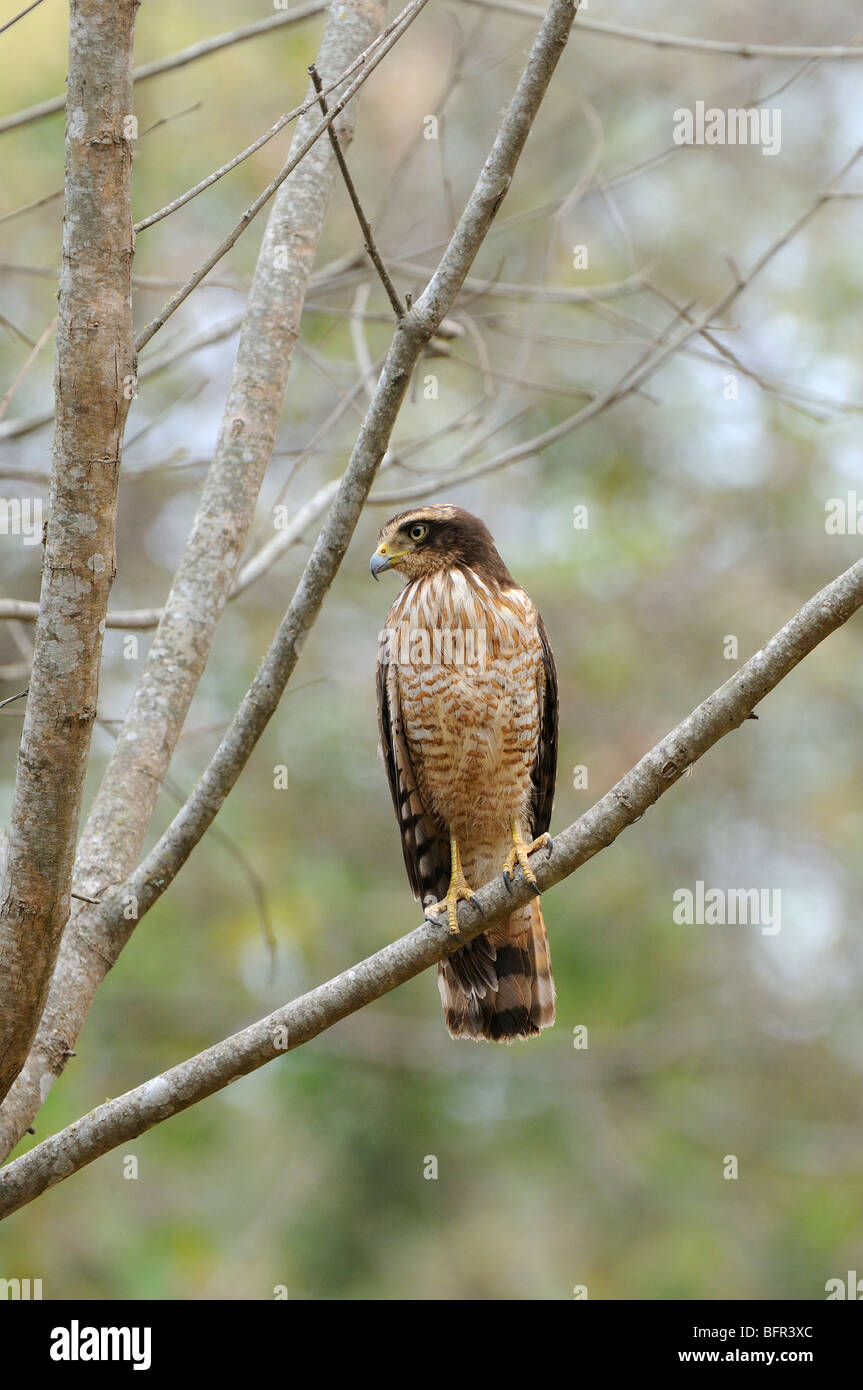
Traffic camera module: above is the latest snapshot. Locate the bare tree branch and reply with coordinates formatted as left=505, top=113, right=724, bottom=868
left=0, top=2, right=328, bottom=136
left=0, top=315, right=56, bottom=422
left=310, top=63, right=404, bottom=318
left=0, top=0, right=138, bottom=1103
left=131, top=39, right=402, bottom=236
left=0, top=0, right=46, bottom=38
left=134, top=0, right=430, bottom=352
left=0, top=101, right=201, bottom=229
left=371, top=143, right=863, bottom=502
left=0, top=0, right=387, bottom=1148
left=391, top=258, right=648, bottom=303
left=1, top=130, right=856, bottom=629
left=0, top=254, right=361, bottom=448
left=0, top=0, right=579, bottom=1160
left=464, top=0, right=863, bottom=60
left=0, top=187, right=62, bottom=225
left=2, top=553, right=861, bottom=1215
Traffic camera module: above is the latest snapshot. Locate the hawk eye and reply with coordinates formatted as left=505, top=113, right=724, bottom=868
left=409, top=523, right=428, bottom=542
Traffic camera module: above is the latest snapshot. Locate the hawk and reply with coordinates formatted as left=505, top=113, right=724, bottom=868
left=371, top=504, right=558, bottom=1042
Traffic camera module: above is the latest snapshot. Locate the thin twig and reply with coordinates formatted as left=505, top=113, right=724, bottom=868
left=0, top=102, right=201, bottom=228
left=132, top=41, right=407, bottom=235
left=0, top=316, right=56, bottom=422
left=0, top=188, right=62, bottom=227
left=0, top=0, right=46, bottom=37
left=0, top=2, right=328, bottom=136
left=134, top=0, right=431, bottom=352
left=0, top=312, right=35, bottom=348
left=464, top=0, right=863, bottom=60
left=350, top=282, right=379, bottom=399
left=138, top=101, right=202, bottom=140
left=0, top=688, right=28, bottom=711
left=309, top=62, right=404, bottom=318
left=391, top=258, right=648, bottom=304
left=371, top=143, right=863, bottom=503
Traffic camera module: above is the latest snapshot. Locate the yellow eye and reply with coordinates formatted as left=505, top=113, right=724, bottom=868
left=409, top=523, right=428, bottom=542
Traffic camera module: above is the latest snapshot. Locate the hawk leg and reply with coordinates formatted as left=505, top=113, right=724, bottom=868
left=429, top=833, right=479, bottom=934
left=502, top=819, right=552, bottom=893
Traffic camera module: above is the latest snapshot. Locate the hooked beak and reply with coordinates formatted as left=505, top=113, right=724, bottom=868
left=370, top=543, right=406, bottom=580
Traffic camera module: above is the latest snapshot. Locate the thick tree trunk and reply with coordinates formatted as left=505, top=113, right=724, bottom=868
left=0, top=0, right=386, bottom=1153
left=0, top=0, right=138, bottom=1102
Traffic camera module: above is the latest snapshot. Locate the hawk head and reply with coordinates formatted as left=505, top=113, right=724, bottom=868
left=370, top=504, right=515, bottom=586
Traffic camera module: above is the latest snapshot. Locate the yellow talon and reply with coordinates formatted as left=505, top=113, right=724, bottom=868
left=502, top=821, right=551, bottom=888
left=430, top=834, right=478, bottom=934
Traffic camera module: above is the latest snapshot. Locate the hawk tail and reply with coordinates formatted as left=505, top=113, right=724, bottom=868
left=437, top=898, right=555, bottom=1042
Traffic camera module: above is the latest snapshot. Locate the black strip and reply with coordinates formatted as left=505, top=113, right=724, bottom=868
left=493, top=944, right=531, bottom=979
left=489, top=1007, right=538, bottom=1040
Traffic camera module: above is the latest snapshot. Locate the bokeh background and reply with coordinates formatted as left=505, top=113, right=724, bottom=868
left=2, top=0, right=863, bottom=1299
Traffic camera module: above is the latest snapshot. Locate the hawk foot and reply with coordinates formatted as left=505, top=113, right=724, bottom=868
left=502, top=826, right=552, bottom=891
left=429, top=873, right=479, bottom=934
left=429, top=833, right=479, bottom=934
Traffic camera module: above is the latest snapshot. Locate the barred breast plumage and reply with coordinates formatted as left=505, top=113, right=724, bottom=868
left=373, top=505, right=558, bottom=1042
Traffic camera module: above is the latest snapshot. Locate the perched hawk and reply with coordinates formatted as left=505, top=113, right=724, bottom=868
left=371, top=504, right=558, bottom=1042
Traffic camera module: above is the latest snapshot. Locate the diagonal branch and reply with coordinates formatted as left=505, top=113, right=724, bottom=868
left=0, top=314, right=56, bottom=422
left=0, top=0, right=46, bottom=37
left=0, top=2, right=328, bottom=136
left=1, top=554, right=861, bottom=1217
left=0, top=0, right=580, bottom=1160
left=0, top=0, right=386, bottom=1146
left=134, top=0, right=430, bottom=352
left=370, top=142, right=863, bottom=503
left=464, top=0, right=863, bottom=60
left=309, top=62, right=405, bottom=318
left=132, top=39, right=404, bottom=236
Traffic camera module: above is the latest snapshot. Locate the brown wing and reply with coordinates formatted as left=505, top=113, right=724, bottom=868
left=376, top=631, right=450, bottom=905
left=530, top=612, right=558, bottom=837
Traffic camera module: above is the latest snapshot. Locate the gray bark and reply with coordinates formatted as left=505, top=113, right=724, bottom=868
left=0, top=0, right=138, bottom=1103
left=0, top=0, right=386, bottom=1150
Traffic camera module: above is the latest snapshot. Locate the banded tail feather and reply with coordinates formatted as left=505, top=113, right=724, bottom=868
left=437, top=897, right=555, bottom=1042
